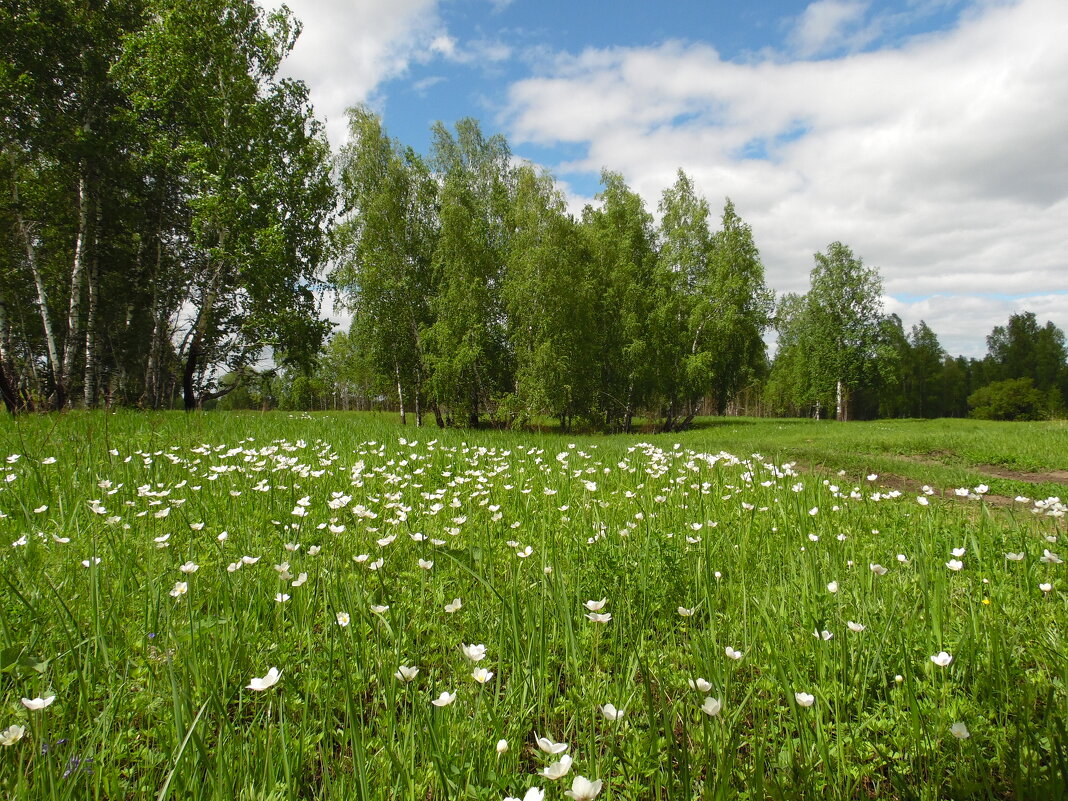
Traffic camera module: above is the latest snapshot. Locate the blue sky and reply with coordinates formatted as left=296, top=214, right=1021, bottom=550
left=266, top=0, right=1068, bottom=357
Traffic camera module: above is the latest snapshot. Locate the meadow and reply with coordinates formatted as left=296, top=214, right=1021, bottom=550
left=0, top=411, right=1064, bottom=800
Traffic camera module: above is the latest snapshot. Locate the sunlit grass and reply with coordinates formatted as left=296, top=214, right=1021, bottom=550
left=0, top=411, right=1064, bottom=800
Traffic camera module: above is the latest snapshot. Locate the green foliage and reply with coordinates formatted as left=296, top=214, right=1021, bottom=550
left=332, top=106, right=438, bottom=423
left=967, top=377, right=1049, bottom=421
left=0, top=0, right=332, bottom=411
left=766, top=244, right=891, bottom=421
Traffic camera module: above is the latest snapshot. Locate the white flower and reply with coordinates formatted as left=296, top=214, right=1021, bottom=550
left=564, top=775, right=603, bottom=800
left=847, top=621, right=866, bottom=632
left=951, top=547, right=966, bottom=557
left=241, top=555, right=260, bottom=565
left=951, top=721, right=970, bottom=739
left=1041, top=549, right=1063, bottom=564
left=431, top=691, right=456, bottom=707
left=917, top=496, right=929, bottom=506
left=445, top=598, right=462, bottom=613
left=370, top=604, right=389, bottom=614
left=897, top=554, right=910, bottom=564
left=870, top=563, right=888, bottom=576
left=795, top=692, right=815, bottom=707
left=275, top=593, right=290, bottom=603
left=583, top=598, right=607, bottom=611
left=81, top=557, right=101, bottom=567
left=504, top=789, right=544, bottom=801
left=1005, top=552, right=1025, bottom=561
left=0, top=724, right=25, bottom=745
left=496, top=738, right=509, bottom=755
left=417, top=558, right=434, bottom=570
left=1039, top=582, right=1053, bottom=593
left=21, top=696, right=55, bottom=710
left=946, top=559, right=964, bottom=571
left=601, top=703, right=624, bottom=721
left=247, top=668, right=281, bottom=691
left=217, top=531, right=229, bottom=542
left=540, top=753, right=573, bottom=780
left=688, top=677, right=712, bottom=692
left=179, top=561, right=199, bottom=574
left=471, top=667, right=494, bottom=684
left=678, top=606, right=695, bottom=617
left=169, top=581, right=188, bottom=598
left=516, top=545, right=533, bottom=558
left=827, top=581, right=838, bottom=593
left=701, top=696, right=722, bottom=717
left=724, top=647, right=743, bottom=661
left=586, top=612, right=612, bottom=623
left=336, top=612, right=350, bottom=627
left=462, top=643, right=487, bottom=662
left=930, top=651, right=953, bottom=667
left=368, top=558, right=384, bottom=571
left=814, top=629, right=833, bottom=641
left=535, top=733, right=569, bottom=754
left=394, top=665, right=419, bottom=682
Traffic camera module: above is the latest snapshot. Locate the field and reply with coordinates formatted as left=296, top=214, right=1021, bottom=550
left=0, top=411, right=1065, bottom=800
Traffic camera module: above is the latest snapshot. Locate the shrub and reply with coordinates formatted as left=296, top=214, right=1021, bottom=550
left=967, top=377, right=1047, bottom=421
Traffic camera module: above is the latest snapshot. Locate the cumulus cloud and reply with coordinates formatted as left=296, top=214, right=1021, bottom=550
left=884, top=292, right=1068, bottom=358
left=260, top=0, right=445, bottom=146
left=790, top=0, right=874, bottom=56
left=502, top=0, right=1068, bottom=353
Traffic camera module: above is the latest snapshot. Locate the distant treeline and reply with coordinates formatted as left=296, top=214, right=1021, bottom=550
left=234, top=109, right=1066, bottom=427
left=2, top=3, right=1064, bottom=426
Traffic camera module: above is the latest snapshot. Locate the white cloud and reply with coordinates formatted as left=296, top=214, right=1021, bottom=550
left=503, top=0, right=1068, bottom=354
left=790, top=0, right=873, bottom=56
left=884, top=293, right=1068, bottom=358
left=261, top=0, right=445, bottom=147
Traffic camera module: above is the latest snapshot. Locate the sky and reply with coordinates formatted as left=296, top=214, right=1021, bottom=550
left=262, top=0, right=1068, bottom=358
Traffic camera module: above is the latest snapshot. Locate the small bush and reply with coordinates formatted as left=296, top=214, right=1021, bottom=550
left=967, top=377, right=1047, bottom=421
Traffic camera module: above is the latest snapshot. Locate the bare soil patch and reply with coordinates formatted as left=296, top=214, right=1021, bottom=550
left=974, top=465, right=1068, bottom=485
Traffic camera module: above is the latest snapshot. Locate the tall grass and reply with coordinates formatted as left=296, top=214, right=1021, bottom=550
left=0, top=411, right=1064, bottom=799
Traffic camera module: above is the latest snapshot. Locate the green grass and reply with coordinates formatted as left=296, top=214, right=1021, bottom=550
left=0, top=411, right=1064, bottom=800
left=665, top=416, right=1068, bottom=500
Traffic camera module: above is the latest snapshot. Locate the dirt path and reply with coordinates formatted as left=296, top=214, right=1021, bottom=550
left=796, top=460, right=1061, bottom=509
left=974, top=465, right=1068, bottom=485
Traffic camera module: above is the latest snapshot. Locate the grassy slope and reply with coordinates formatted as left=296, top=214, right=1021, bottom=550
left=648, top=417, right=1068, bottom=502
left=3, top=412, right=1065, bottom=500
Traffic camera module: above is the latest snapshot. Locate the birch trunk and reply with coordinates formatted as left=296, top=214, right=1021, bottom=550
left=83, top=255, right=99, bottom=407
left=60, top=172, right=90, bottom=402
left=183, top=259, right=224, bottom=411
left=16, top=210, right=64, bottom=407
